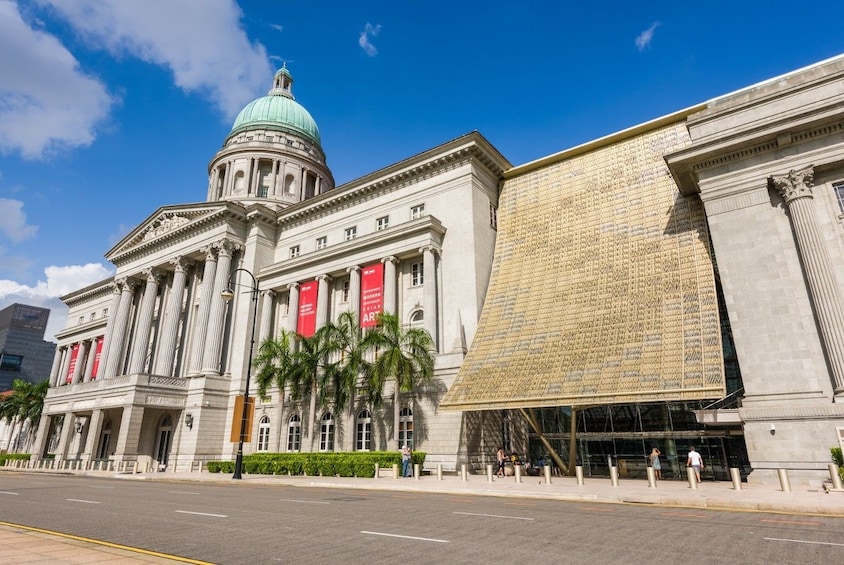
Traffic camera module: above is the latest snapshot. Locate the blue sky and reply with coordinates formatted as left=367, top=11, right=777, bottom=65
left=1, top=0, right=843, bottom=340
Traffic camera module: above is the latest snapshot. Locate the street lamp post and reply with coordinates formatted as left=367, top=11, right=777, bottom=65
left=221, top=268, right=259, bottom=480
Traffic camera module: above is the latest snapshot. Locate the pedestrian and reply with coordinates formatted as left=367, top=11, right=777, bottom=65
left=649, top=447, right=662, bottom=480
left=686, top=446, right=703, bottom=483
left=496, top=447, right=506, bottom=478
left=401, top=444, right=412, bottom=477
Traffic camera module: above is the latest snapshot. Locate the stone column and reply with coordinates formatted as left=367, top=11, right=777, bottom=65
left=97, top=283, right=122, bottom=378
left=82, top=409, right=103, bottom=465
left=202, top=241, right=236, bottom=375
left=270, top=160, right=279, bottom=197
left=382, top=256, right=398, bottom=314
left=55, top=411, right=75, bottom=461
left=83, top=339, right=97, bottom=382
left=48, top=347, right=63, bottom=387
left=421, top=246, right=439, bottom=348
left=771, top=166, right=844, bottom=394
left=113, top=405, right=144, bottom=462
left=128, top=269, right=162, bottom=375
left=259, top=290, right=275, bottom=344
left=250, top=157, right=260, bottom=195
left=31, top=413, right=51, bottom=460
left=155, top=258, right=191, bottom=376
left=316, top=275, right=331, bottom=329
left=348, top=266, right=361, bottom=318
left=286, top=283, right=300, bottom=333
left=187, top=247, right=219, bottom=376
left=71, top=340, right=88, bottom=384
left=103, top=279, right=139, bottom=379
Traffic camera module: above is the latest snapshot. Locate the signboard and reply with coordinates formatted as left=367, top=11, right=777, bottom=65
left=230, top=395, right=255, bottom=443
left=360, top=262, right=384, bottom=327
left=297, top=280, right=318, bottom=337
left=90, top=336, right=104, bottom=381
left=65, top=343, right=80, bottom=384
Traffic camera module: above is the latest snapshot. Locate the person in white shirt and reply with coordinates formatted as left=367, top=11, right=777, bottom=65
left=686, top=446, right=704, bottom=483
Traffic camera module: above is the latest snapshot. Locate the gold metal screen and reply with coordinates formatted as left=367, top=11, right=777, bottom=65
left=441, top=121, right=724, bottom=411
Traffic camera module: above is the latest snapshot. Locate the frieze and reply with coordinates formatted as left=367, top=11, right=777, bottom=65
left=142, top=214, right=191, bottom=242
left=704, top=188, right=770, bottom=216
left=144, top=395, right=185, bottom=407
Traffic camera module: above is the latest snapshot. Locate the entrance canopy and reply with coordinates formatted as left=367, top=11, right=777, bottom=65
left=441, top=118, right=725, bottom=411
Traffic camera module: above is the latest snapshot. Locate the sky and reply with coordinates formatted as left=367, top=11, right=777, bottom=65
left=1, top=0, right=844, bottom=342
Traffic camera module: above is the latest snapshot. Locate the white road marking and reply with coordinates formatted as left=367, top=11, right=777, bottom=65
left=0, top=491, right=19, bottom=495
left=453, top=511, right=534, bottom=521
left=361, top=531, right=449, bottom=543
left=87, top=486, right=114, bottom=489
left=66, top=498, right=100, bottom=504
left=168, top=491, right=201, bottom=495
left=764, top=537, right=844, bottom=547
left=279, top=498, right=330, bottom=505
left=175, top=510, right=227, bottom=518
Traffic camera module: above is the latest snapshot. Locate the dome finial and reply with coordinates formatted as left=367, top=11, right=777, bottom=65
left=271, top=63, right=294, bottom=99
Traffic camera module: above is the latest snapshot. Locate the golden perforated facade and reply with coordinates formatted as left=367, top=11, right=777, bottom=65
left=441, top=117, right=725, bottom=410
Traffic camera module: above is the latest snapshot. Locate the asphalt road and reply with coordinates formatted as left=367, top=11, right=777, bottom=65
left=1, top=474, right=842, bottom=564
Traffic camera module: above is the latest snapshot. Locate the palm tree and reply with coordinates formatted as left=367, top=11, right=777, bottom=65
left=366, top=312, right=435, bottom=445
left=0, top=379, right=49, bottom=452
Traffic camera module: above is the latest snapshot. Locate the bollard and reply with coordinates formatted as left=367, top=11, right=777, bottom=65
left=374, top=463, right=380, bottom=479
left=729, top=467, right=742, bottom=491
left=487, top=464, right=494, bottom=482
left=829, top=464, right=843, bottom=490
left=575, top=465, right=584, bottom=485
left=461, top=464, right=468, bottom=481
left=544, top=465, right=552, bottom=485
left=686, top=466, right=698, bottom=489
left=392, top=463, right=400, bottom=479
left=777, top=468, right=791, bottom=492
left=414, top=463, right=421, bottom=480
left=515, top=464, right=522, bottom=483
left=609, top=465, right=619, bottom=487
left=646, top=466, right=657, bottom=488
left=437, top=464, right=443, bottom=481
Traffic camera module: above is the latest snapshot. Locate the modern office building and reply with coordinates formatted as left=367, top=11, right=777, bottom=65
left=35, top=56, right=844, bottom=485
left=0, top=303, right=55, bottom=391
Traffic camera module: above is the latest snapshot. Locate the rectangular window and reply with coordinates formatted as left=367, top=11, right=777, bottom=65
left=344, top=226, right=357, bottom=241
left=90, top=313, right=96, bottom=322
left=834, top=182, right=844, bottom=214
left=411, top=204, right=425, bottom=220
left=376, top=216, right=389, bottom=231
left=316, top=236, right=327, bottom=250
left=341, top=280, right=350, bottom=302
left=289, top=245, right=300, bottom=258
left=78, top=316, right=84, bottom=325
left=102, top=308, right=109, bottom=318
left=411, top=262, right=424, bottom=286
left=0, top=354, right=23, bottom=372
left=489, top=202, right=498, bottom=229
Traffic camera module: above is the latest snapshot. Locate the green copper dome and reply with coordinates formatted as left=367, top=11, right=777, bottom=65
left=229, top=66, right=321, bottom=147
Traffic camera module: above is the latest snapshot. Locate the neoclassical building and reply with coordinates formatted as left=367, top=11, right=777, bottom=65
left=34, top=56, right=844, bottom=485
left=34, top=66, right=510, bottom=471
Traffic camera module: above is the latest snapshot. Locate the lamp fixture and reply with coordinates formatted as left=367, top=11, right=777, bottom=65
left=185, top=413, right=194, bottom=430
left=220, top=287, right=235, bottom=302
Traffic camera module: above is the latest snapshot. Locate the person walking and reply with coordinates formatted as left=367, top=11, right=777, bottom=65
left=649, top=447, right=662, bottom=480
left=496, top=447, right=506, bottom=478
left=686, top=446, right=703, bottom=483
left=401, top=445, right=412, bottom=477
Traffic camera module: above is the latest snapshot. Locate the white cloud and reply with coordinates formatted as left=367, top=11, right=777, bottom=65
left=37, top=0, right=274, bottom=120
left=0, top=262, right=113, bottom=341
left=635, top=22, right=660, bottom=51
left=0, top=0, right=114, bottom=159
left=359, top=22, right=381, bottom=57
left=0, top=198, right=37, bottom=242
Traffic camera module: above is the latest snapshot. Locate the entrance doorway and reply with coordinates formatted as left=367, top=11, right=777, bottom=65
left=155, top=414, right=173, bottom=471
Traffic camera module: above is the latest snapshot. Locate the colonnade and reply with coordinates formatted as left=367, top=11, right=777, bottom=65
left=208, top=157, right=327, bottom=202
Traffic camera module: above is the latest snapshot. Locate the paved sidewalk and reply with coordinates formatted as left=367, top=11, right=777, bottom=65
left=2, top=466, right=843, bottom=563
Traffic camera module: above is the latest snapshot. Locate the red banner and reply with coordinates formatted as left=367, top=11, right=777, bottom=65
left=65, top=343, right=80, bottom=383
left=297, top=280, right=318, bottom=337
left=360, top=262, right=384, bottom=327
left=90, top=336, right=104, bottom=381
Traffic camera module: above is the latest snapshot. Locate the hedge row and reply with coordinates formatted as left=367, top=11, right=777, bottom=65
left=207, top=451, right=425, bottom=477
left=0, top=453, right=31, bottom=466
left=833, top=447, right=844, bottom=481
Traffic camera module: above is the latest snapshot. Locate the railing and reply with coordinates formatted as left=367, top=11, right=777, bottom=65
left=702, top=387, right=744, bottom=411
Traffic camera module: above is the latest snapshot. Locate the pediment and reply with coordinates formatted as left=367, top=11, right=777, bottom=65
left=107, top=203, right=230, bottom=259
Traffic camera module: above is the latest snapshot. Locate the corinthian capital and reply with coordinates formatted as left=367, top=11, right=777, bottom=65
left=770, top=165, right=814, bottom=204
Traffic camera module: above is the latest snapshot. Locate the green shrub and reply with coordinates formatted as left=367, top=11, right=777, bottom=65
left=0, top=453, right=30, bottom=466
left=833, top=447, right=844, bottom=481
left=210, top=451, right=425, bottom=477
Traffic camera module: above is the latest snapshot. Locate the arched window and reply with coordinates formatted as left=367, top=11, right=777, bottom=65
left=319, top=412, right=335, bottom=452
left=233, top=171, right=246, bottom=194
left=287, top=414, right=301, bottom=452
left=284, top=174, right=296, bottom=194
left=257, top=415, right=271, bottom=452
left=409, top=310, right=424, bottom=324
left=356, top=410, right=372, bottom=451
left=399, top=407, right=413, bottom=449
